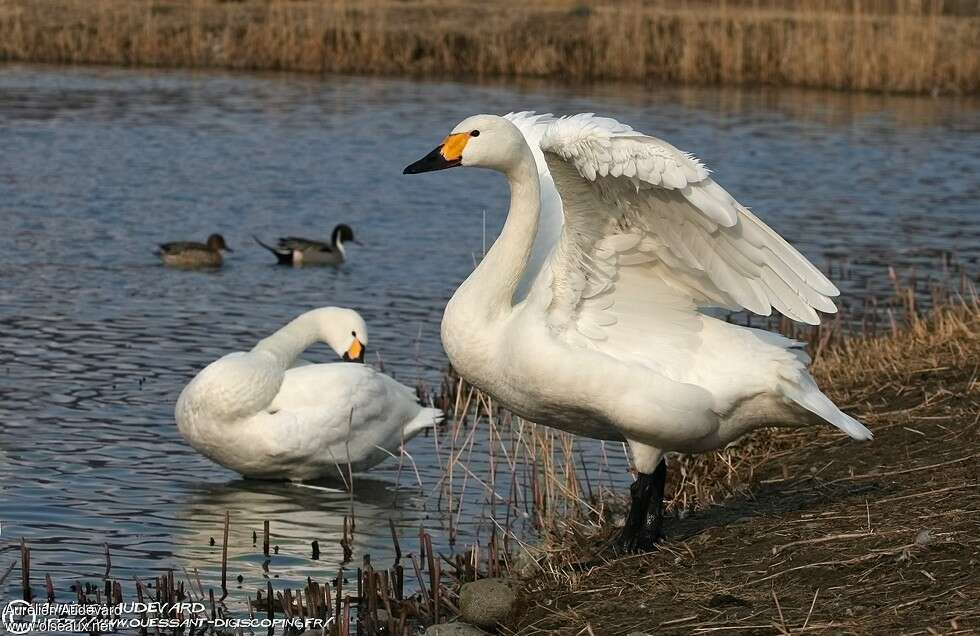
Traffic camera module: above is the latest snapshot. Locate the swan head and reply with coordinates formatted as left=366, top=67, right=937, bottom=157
left=403, top=114, right=526, bottom=175
left=310, top=307, right=368, bottom=363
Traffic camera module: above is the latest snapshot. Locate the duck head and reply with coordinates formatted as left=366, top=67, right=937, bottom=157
left=206, top=234, right=233, bottom=253
left=331, top=224, right=361, bottom=247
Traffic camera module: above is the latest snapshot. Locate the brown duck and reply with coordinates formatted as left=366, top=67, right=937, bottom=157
left=158, top=234, right=232, bottom=268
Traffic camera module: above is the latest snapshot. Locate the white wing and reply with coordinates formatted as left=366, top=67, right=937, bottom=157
left=259, top=364, right=427, bottom=467
left=524, top=112, right=837, bottom=362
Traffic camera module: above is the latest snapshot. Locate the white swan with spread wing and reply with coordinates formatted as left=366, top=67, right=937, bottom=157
left=176, top=307, right=442, bottom=481
left=405, top=112, right=871, bottom=551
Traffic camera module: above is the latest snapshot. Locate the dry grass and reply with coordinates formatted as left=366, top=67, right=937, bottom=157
left=1, top=0, right=978, bottom=94
left=419, top=373, right=627, bottom=551
left=509, top=300, right=980, bottom=635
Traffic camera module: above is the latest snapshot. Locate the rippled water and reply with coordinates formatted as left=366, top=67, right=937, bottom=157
left=0, top=64, right=978, bottom=612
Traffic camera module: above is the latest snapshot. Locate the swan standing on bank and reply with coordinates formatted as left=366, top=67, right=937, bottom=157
left=405, top=112, right=871, bottom=551
left=176, top=307, right=442, bottom=480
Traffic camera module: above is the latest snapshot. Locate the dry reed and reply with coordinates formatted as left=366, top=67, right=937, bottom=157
left=1, top=0, right=977, bottom=94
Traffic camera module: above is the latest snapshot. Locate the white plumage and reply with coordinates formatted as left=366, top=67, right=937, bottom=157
left=522, top=112, right=839, bottom=326
left=175, top=307, right=442, bottom=481
left=405, top=111, right=870, bottom=548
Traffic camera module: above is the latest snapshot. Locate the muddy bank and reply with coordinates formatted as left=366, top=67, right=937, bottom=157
left=509, top=304, right=980, bottom=634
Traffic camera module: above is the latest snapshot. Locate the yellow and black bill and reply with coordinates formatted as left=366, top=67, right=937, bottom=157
left=403, top=132, right=470, bottom=174
left=343, top=338, right=365, bottom=363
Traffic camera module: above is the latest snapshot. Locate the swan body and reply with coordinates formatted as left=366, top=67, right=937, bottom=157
left=175, top=307, right=441, bottom=480
left=406, top=112, right=871, bottom=549
left=158, top=233, right=232, bottom=268
left=254, top=224, right=358, bottom=266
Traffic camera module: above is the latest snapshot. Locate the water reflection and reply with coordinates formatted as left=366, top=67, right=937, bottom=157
left=174, top=478, right=407, bottom=591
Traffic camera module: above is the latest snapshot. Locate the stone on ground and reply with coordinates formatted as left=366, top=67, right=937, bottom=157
left=458, top=577, right=518, bottom=630
left=423, top=622, right=490, bottom=636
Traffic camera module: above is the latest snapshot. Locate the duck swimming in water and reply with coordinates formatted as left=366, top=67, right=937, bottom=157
left=254, top=224, right=359, bottom=266
left=158, top=233, right=232, bottom=268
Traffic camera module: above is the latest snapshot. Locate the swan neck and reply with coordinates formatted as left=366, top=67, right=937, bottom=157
left=465, top=150, right=541, bottom=314
left=252, top=313, right=318, bottom=367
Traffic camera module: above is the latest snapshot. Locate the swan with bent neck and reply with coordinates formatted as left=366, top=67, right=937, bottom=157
left=176, top=307, right=442, bottom=480
left=405, top=112, right=871, bottom=552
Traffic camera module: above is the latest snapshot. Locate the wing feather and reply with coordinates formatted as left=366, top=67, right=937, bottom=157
left=278, top=237, right=332, bottom=252
left=517, top=112, right=837, bottom=354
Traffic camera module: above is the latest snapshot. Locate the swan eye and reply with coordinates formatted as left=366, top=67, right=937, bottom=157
left=471, top=130, right=480, bottom=137
left=351, top=331, right=356, bottom=337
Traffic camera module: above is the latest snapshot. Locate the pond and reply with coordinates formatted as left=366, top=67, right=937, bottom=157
left=0, top=64, right=977, bottom=614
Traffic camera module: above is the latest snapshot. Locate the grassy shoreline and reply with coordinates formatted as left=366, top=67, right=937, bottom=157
left=1, top=0, right=978, bottom=95
left=508, top=301, right=980, bottom=634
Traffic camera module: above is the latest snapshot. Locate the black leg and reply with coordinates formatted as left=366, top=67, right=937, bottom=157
left=616, top=471, right=655, bottom=552
left=615, top=458, right=667, bottom=553
left=648, top=458, right=667, bottom=542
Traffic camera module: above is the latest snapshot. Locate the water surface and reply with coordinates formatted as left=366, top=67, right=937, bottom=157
left=0, top=64, right=977, bottom=611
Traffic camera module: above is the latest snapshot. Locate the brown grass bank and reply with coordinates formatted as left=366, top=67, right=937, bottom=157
left=1, top=0, right=978, bottom=94
left=508, top=301, right=980, bottom=635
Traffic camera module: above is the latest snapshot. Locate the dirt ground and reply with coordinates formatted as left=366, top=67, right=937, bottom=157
left=509, top=306, right=979, bottom=635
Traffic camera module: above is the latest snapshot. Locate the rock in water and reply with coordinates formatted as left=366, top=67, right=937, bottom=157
left=458, top=578, right=518, bottom=630
left=424, top=622, right=490, bottom=635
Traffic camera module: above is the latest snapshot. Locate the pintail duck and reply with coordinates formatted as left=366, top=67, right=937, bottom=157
left=254, top=224, right=358, bottom=266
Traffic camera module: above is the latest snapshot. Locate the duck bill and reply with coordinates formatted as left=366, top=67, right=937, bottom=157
left=343, top=338, right=365, bottom=363
left=403, top=145, right=460, bottom=174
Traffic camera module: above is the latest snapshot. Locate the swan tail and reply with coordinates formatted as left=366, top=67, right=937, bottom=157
left=786, top=375, right=873, bottom=441
left=253, top=235, right=293, bottom=265
left=405, top=407, right=443, bottom=438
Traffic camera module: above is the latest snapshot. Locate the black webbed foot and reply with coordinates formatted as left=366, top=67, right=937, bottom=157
left=614, top=524, right=663, bottom=553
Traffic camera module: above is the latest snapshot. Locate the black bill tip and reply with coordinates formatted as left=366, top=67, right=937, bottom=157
left=404, top=146, right=461, bottom=175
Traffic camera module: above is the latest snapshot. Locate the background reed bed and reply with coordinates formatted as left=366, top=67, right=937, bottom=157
left=1, top=0, right=977, bottom=94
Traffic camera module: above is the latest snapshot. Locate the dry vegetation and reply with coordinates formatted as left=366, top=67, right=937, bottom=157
left=507, top=300, right=980, bottom=635
left=1, top=0, right=978, bottom=94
